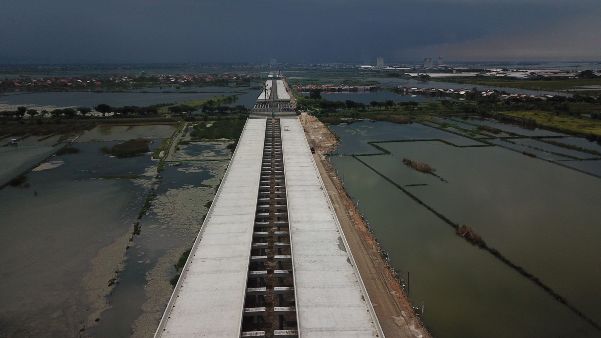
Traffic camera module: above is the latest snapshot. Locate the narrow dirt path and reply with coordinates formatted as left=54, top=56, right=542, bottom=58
left=165, top=122, right=187, bottom=161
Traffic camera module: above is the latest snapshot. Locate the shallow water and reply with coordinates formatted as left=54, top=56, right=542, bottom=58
left=426, top=117, right=601, bottom=176
left=0, top=140, right=153, bottom=337
left=88, top=148, right=229, bottom=337
left=0, top=86, right=260, bottom=109
left=458, top=117, right=565, bottom=137
left=330, top=120, right=484, bottom=155
left=0, top=124, right=215, bottom=337
left=552, top=136, right=601, bottom=154
left=329, top=120, right=601, bottom=338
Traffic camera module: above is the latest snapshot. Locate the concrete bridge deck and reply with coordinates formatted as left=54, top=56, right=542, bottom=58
left=281, top=118, right=382, bottom=337
left=155, top=119, right=266, bottom=337
left=155, top=73, right=382, bottom=337
left=252, top=76, right=296, bottom=118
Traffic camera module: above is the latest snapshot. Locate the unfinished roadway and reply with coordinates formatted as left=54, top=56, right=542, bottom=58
left=154, top=76, right=385, bottom=337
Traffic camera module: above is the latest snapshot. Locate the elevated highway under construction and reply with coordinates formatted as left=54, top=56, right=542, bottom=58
left=154, top=75, right=423, bottom=338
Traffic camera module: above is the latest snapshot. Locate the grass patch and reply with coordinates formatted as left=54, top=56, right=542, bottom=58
left=102, top=138, right=150, bottom=158
left=138, top=191, right=156, bottom=219
left=226, top=140, right=237, bottom=151
left=158, top=95, right=238, bottom=115
left=170, top=248, right=192, bottom=287
left=133, top=222, right=141, bottom=236
left=56, top=145, right=79, bottom=155
left=152, top=138, right=170, bottom=159
left=477, top=125, right=502, bottom=134
left=9, top=175, right=28, bottom=187
left=501, top=111, right=601, bottom=137
left=434, top=77, right=601, bottom=92
left=96, top=174, right=141, bottom=180
left=190, top=118, right=246, bottom=140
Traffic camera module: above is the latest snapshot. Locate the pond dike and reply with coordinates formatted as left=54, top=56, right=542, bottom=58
left=349, top=146, right=601, bottom=332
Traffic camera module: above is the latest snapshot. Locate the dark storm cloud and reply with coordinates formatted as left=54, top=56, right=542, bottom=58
left=0, top=0, right=599, bottom=63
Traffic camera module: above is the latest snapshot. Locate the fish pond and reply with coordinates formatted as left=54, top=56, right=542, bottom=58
left=329, top=119, right=601, bottom=338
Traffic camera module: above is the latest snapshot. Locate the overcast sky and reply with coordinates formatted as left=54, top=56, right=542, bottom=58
left=1, top=0, right=600, bottom=64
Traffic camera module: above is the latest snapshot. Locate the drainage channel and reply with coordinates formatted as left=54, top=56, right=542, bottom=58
left=241, top=118, right=298, bottom=338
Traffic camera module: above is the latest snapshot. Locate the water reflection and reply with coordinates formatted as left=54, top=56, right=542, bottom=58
left=330, top=120, right=601, bottom=338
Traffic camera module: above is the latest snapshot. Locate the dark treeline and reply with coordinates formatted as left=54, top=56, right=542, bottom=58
left=298, top=96, right=419, bottom=113
left=0, top=100, right=249, bottom=121
left=300, top=89, right=601, bottom=119
left=299, top=90, right=601, bottom=142
left=0, top=104, right=165, bottom=120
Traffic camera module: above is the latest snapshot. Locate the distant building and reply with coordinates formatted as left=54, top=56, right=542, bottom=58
left=423, top=57, right=433, bottom=69
left=376, top=57, right=384, bottom=68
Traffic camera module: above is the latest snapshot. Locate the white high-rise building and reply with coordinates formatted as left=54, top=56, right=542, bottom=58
left=376, top=57, right=384, bottom=68
left=423, top=57, right=433, bottom=69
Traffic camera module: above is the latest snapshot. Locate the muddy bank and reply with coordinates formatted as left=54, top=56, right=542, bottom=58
left=81, top=231, right=132, bottom=332
left=0, top=178, right=146, bottom=338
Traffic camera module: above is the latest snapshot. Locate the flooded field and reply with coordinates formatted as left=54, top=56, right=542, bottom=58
left=329, top=120, right=601, bottom=338
left=0, top=86, right=260, bottom=110
left=0, top=135, right=67, bottom=187
left=0, top=124, right=230, bottom=337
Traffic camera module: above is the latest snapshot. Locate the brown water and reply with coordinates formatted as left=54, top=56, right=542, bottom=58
left=329, top=120, right=601, bottom=338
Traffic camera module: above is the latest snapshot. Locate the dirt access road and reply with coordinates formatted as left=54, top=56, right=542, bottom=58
left=300, top=113, right=430, bottom=338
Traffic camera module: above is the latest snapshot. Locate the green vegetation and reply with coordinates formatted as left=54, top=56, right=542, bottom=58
left=501, top=111, right=601, bottom=137
left=158, top=95, right=241, bottom=115
left=102, top=138, right=150, bottom=158
left=133, top=222, right=141, bottom=236
left=156, top=122, right=185, bottom=173
left=96, top=174, right=141, bottom=180
left=298, top=95, right=421, bottom=122
left=138, top=191, right=156, bottom=219
left=190, top=118, right=246, bottom=140
left=434, top=76, right=601, bottom=92
left=1, top=95, right=245, bottom=122
left=226, top=140, right=238, bottom=151
left=8, top=175, right=28, bottom=187
left=152, top=138, right=170, bottom=160
left=56, top=145, right=79, bottom=155
left=170, top=248, right=192, bottom=287
left=0, top=121, right=95, bottom=136
left=299, top=90, right=601, bottom=140
left=477, top=125, right=502, bottom=134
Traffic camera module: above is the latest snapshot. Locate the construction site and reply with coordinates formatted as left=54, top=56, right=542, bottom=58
left=154, top=74, right=428, bottom=338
